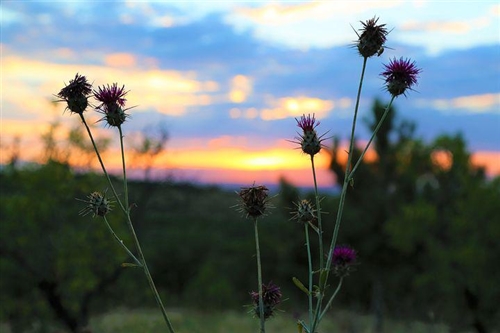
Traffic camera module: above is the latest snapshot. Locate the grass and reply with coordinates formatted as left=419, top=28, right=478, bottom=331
left=84, top=308, right=450, bottom=333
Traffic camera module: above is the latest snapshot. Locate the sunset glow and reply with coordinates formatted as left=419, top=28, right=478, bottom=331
left=2, top=1, right=499, bottom=188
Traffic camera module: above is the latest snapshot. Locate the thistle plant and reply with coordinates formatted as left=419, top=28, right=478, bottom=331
left=236, top=184, right=281, bottom=333
left=56, top=75, right=176, bottom=333
left=291, top=17, right=420, bottom=333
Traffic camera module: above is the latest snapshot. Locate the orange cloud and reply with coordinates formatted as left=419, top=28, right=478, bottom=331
left=472, top=151, right=500, bottom=177
left=229, top=74, right=252, bottom=103
left=104, top=53, right=137, bottom=68
left=235, top=1, right=400, bottom=25
left=2, top=55, right=220, bottom=120
left=258, top=96, right=336, bottom=121
left=420, top=93, right=500, bottom=113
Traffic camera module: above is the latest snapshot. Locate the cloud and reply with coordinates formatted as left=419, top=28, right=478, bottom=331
left=229, top=75, right=253, bottom=103
left=259, top=96, right=335, bottom=121
left=417, top=93, right=500, bottom=114
left=401, top=20, right=472, bottom=34
left=2, top=55, right=220, bottom=120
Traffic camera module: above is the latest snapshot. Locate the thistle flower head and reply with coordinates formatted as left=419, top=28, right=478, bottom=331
left=330, top=245, right=357, bottom=277
left=381, top=57, right=421, bottom=97
left=294, top=114, right=326, bottom=156
left=94, top=83, right=129, bottom=127
left=57, top=73, right=92, bottom=114
left=78, top=191, right=113, bottom=217
left=236, top=184, right=271, bottom=219
left=356, top=17, right=389, bottom=58
left=250, top=282, right=282, bottom=320
left=291, top=199, right=316, bottom=225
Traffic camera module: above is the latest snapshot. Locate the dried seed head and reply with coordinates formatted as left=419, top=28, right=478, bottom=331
left=250, top=282, right=282, bottom=320
left=291, top=199, right=316, bottom=225
left=330, top=245, right=358, bottom=278
left=57, top=73, right=92, bottom=114
left=78, top=191, right=113, bottom=217
left=356, top=17, right=389, bottom=58
left=94, top=83, right=129, bottom=127
left=236, top=184, right=271, bottom=219
left=381, top=57, right=421, bottom=97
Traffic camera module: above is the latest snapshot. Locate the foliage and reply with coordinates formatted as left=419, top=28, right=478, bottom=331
left=0, top=161, right=129, bottom=332
left=328, top=98, right=500, bottom=332
left=1, top=101, right=498, bottom=332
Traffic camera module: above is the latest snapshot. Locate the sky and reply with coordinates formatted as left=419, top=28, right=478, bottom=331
left=1, top=1, right=499, bottom=188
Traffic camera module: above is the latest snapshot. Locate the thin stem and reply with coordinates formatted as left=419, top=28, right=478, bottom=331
left=298, top=320, right=311, bottom=333
left=326, top=56, right=368, bottom=274
left=309, top=154, right=325, bottom=333
left=79, top=114, right=126, bottom=214
left=312, top=57, right=368, bottom=333
left=349, top=96, right=396, bottom=180
left=118, top=126, right=130, bottom=212
left=102, top=216, right=142, bottom=267
left=305, top=224, right=313, bottom=327
left=319, top=277, right=344, bottom=321
left=254, top=218, right=265, bottom=333
left=117, top=127, right=176, bottom=333
left=310, top=155, right=324, bottom=270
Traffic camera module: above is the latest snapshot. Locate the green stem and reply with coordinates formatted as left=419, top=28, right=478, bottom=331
left=79, top=114, right=125, bottom=214
left=348, top=96, right=396, bottom=180
left=312, top=57, right=368, bottom=333
left=298, top=320, right=311, bottom=333
left=310, top=155, right=324, bottom=270
left=309, top=154, right=325, bottom=333
left=254, top=218, right=265, bottom=333
left=305, top=224, right=313, bottom=327
left=103, top=216, right=142, bottom=267
left=319, top=278, right=343, bottom=321
left=326, top=56, right=368, bottom=274
left=118, top=126, right=129, bottom=212
left=117, top=127, right=176, bottom=333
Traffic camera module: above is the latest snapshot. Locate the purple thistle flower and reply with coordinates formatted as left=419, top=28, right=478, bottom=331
left=356, top=17, right=389, bottom=58
left=296, top=114, right=319, bottom=132
left=331, top=245, right=357, bottom=277
left=57, top=73, right=92, bottom=114
left=294, top=114, right=326, bottom=157
left=250, top=282, right=282, bottom=319
left=93, top=83, right=129, bottom=127
left=94, top=83, right=127, bottom=107
left=381, top=57, right=421, bottom=97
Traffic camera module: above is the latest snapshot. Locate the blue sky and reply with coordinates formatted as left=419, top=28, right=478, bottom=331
left=1, top=1, right=499, bottom=185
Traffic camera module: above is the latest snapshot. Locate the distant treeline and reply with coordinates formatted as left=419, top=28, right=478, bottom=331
left=1, top=100, right=499, bottom=333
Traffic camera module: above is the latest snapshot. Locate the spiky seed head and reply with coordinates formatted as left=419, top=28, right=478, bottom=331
left=236, top=184, right=270, bottom=219
left=79, top=191, right=113, bottom=217
left=291, top=199, right=316, bottom=224
left=295, top=114, right=324, bottom=156
left=250, top=282, right=282, bottom=320
left=356, top=17, right=389, bottom=58
left=57, top=73, right=92, bottom=114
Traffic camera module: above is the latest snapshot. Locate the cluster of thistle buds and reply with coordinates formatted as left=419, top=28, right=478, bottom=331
left=56, top=73, right=130, bottom=127
left=250, top=282, right=283, bottom=319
